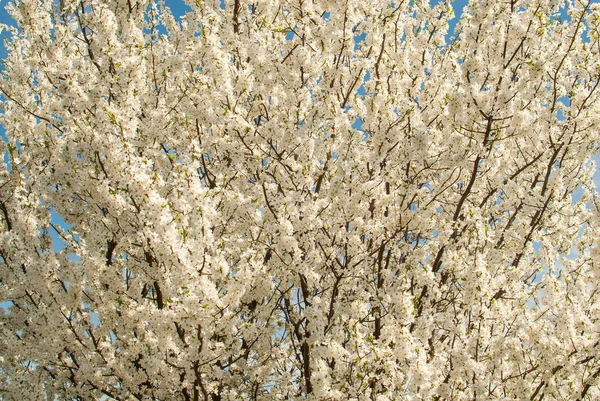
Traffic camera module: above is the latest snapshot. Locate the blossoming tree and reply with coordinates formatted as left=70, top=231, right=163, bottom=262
left=1, top=0, right=600, bottom=399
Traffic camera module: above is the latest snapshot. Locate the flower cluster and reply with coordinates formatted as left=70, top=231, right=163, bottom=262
left=1, top=0, right=600, bottom=399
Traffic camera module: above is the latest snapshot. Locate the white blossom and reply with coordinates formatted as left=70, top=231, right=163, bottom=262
left=1, top=0, right=600, bottom=399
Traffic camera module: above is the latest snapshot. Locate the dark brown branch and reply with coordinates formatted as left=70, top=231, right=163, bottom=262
left=153, top=281, right=164, bottom=309
left=232, top=0, right=241, bottom=34
left=341, top=68, right=364, bottom=109
left=76, top=4, right=103, bottom=73
left=0, top=201, right=12, bottom=231
left=0, top=86, right=64, bottom=133
left=375, top=33, right=386, bottom=80
left=301, top=340, right=313, bottom=394
left=261, top=182, right=279, bottom=221
left=95, top=151, right=109, bottom=179
left=576, top=365, right=600, bottom=401
left=106, top=239, right=117, bottom=266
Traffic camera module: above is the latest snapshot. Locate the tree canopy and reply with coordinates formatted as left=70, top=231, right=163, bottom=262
left=1, top=0, right=600, bottom=399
